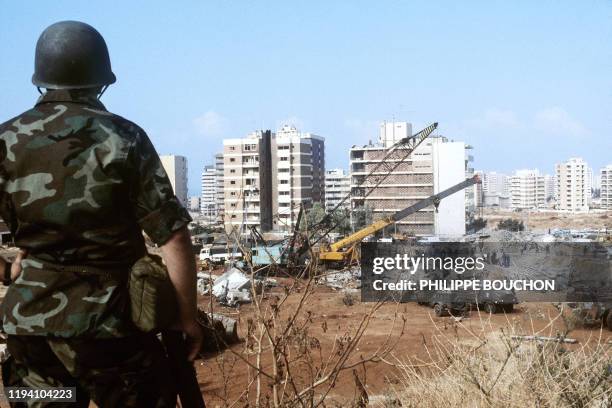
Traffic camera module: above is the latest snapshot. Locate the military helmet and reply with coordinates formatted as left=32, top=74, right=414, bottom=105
left=32, top=21, right=116, bottom=89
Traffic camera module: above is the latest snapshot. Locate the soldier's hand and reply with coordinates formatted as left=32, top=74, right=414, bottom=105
left=182, top=320, right=204, bottom=361
left=11, top=249, right=27, bottom=281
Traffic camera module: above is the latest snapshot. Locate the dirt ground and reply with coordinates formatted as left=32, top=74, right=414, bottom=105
left=481, top=208, right=612, bottom=232
left=195, top=279, right=612, bottom=407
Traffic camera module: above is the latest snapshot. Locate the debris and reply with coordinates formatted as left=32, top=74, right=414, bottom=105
left=197, top=310, right=240, bottom=352
left=212, top=267, right=259, bottom=306
left=511, top=335, right=577, bottom=344
left=220, top=290, right=252, bottom=307
left=321, top=267, right=361, bottom=290
left=196, top=272, right=217, bottom=295
left=212, top=268, right=251, bottom=298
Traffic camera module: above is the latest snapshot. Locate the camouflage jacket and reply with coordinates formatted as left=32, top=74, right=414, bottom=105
left=0, top=90, right=191, bottom=338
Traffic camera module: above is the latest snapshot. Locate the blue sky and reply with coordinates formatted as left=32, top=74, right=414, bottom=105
left=1, top=1, right=610, bottom=195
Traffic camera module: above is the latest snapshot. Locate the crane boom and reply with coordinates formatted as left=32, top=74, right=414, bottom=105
left=328, top=175, right=480, bottom=252
left=310, top=122, right=438, bottom=235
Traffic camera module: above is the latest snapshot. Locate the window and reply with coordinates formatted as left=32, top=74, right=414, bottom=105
left=231, top=192, right=236, bottom=196
left=230, top=181, right=236, bottom=185
left=230, top=158, right=235, bottom=162
left=230, top=169, right=236, bottom=173
left=280, top=157, right=288, bottom=161
left=231, top=203, right=236, bottom=207
left=280, top=180, right=289, bottom=184
left=229, top=146, right=235, bottom=151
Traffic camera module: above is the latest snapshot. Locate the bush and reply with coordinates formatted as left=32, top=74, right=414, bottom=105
left=468, top=217, right=487, bottom=232
left=497, top=218, right=524, bottom=232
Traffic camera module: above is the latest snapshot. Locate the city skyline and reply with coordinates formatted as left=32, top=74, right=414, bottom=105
left=1, top=1, right=610, bottom=195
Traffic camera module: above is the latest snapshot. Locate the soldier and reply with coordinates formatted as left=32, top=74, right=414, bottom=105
left=0, top=21, right=202, bottom=406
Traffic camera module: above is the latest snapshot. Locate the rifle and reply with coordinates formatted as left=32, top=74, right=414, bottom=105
left=161, top=330, right=206, bottom=408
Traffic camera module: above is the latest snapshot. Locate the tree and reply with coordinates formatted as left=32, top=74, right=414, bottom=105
left=300, top=203, right=326, bottom=230
left=331, top=208, right=352, bottom=236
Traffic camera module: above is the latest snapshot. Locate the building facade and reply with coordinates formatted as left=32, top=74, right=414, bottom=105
left=349, top=122, right=471, bottom=237
left=159, top=155, right=188, bottom=206
left=555, top=158, right=591, bottom=212
left=474, top=171, right=511, bottom=208
left=200, top=165, right=217, bottom=224
left=215, top=153, right=225, bottom=224
left=272, top=125, right=325, bottom=232
left=188, top=196, right=201, bottom=213
left=324, top=169, right=351, bottom=212
left=601, top=165, right=612, bottom=210
left=222, top=126, right=325, bottom=234
left=510, top=169, right=546, bottom=209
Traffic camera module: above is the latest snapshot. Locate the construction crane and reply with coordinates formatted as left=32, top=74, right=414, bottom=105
left=250, top=123, right=441, bottom=269
left=293, top=123, right=439, bottom=257
left=317, top=175, right=481, bottom=265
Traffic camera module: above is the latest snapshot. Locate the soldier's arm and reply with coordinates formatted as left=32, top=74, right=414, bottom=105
left=160, top=226, right=203, bottom=361
left=125, top=128, right=200, bottom=358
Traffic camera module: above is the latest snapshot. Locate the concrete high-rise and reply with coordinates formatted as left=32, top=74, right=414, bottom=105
left=555, top=158, right=591, bottom=212
left=200, top=165, right=217, bottom=224
left=475, top=171, right=511, bottom=209
left=325, top=169, right=351, bottom=212
left=159, top=155, right=188, bottom=206
left=349, top=122, right=472, bottom=237
left=222, top=126, right=325, bottom=234
left=214, top=153, right=225, bottom=223
left=272, top=125, right=325, bottom=232
left=223, top=130, right=274, bottom=233
left=601, top=165, right=612, bottom=210
left=510, top=169, right=546, bottom=209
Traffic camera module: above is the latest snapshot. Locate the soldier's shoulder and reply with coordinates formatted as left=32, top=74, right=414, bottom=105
left=0, top=108, right=39, bottom=136
left=80, top=107, right=149, bottom=142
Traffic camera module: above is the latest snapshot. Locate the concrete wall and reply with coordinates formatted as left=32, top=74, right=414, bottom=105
left=432, top=140, right=466, bottom=237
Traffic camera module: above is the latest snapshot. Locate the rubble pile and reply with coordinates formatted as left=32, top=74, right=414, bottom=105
left=321, top=266, right=361, bottom=291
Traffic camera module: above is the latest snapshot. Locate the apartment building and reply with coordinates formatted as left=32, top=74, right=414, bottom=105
left=482, top=172, right=510, bottom=195
left=215, top=153, right=224, bottom=223
left=222, top=126, right=325, bottom=234
left=188, top=196, right=201, bottom=213
left=474, top=171, right=511, bottom=208
left=200, top=165, right=217, bottom=223
left=555, top=158, right=591, bottom=212
left=272, top=125, right=325, bottom=232
left=222, top=130, right=274, bottom=233
left=324, top=169, right=351, bottom=212
left=601, top=165, right=612, bottom=210
left=159, top=155, right=188, bottom=206
left=509, top=169, right=546, bottom=209
left=349, top=121, right=471, bottom=237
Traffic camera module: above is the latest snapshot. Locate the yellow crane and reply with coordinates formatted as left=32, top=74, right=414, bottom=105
left=317, top=175, right=481, bottom=265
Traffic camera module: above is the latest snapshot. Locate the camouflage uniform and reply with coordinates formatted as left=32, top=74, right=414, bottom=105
left=0, top=89, right=191, bottom=406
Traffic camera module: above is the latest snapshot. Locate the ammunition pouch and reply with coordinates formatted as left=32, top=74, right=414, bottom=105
left=129, top=254, right=178, bottom=332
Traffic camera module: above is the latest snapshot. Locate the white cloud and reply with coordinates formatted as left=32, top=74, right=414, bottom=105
left=193, top=110, right=228, bottom=136
left=533, top=107, right=587, bottom=136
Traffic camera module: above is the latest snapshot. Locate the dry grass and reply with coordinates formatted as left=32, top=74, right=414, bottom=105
left=381, top=313, right=611, bottom=408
